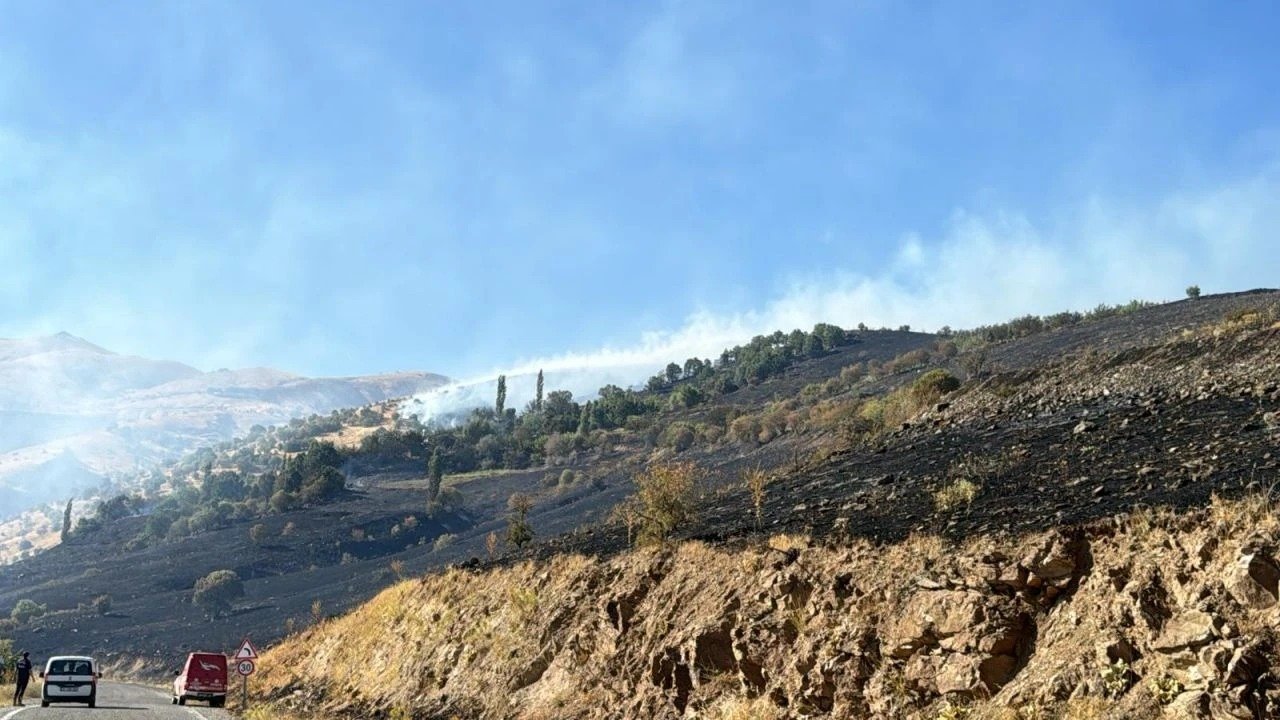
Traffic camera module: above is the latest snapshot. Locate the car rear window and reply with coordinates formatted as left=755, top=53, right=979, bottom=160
left=48, top=660, right=92, bottom=675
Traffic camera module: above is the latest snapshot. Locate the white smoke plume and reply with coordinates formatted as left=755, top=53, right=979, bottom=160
left=409, top=173, right=1280, bottom=423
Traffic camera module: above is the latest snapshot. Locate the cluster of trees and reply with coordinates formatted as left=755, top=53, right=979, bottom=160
left=72, top=440, right=353, bottom=549
left=61, top=322, right=886, bottom=549
left=951, top=299, right=1156, bottom=349
left=645, top=322, right=853, bottom=397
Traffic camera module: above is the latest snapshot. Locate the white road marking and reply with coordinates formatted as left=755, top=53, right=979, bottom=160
left=0, top=706, right=29, bottom=720
left=184, top=707, right=210, bottom=719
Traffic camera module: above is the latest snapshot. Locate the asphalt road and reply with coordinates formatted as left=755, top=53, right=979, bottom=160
left=1, top=682, right=230, bottom=720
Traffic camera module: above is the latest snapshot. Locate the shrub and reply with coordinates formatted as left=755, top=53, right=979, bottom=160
left=90, top=594, right=112, bottom=616
left=436, top=486, right=464, bottom=511
left=433, top=533, right=456, bottom=552
left=911, top=369, right=961, bottom=403
left=661, top=422, right=697, bottom=452
left=933, top=479, right=980, bottom=512
left=485, top=531, right=499, bottom=559
left=623, top=461, right=700, bottom=546
left=10, top=598, right=47, bottom=624
left=281, top=521, right=297, bottom=537
left=270, top=490, right=298, bottom=513
left=1186, top=284, right=1201, bottom=299
left=249, top=523, right=268, bottom=545
left=192, top=570, right=243, bottom=618
left=743, top=466, right=769, bottom=530
left=558, top=469, right=577, bottom=488
left=167, top=517, right=191, bottom=540
left=544, top=433, right=575, bottom=460
left=728, top=415, right=762, bottom=445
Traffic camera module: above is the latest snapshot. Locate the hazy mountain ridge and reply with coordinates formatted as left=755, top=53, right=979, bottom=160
left=0, top=333, right=449, bottom=515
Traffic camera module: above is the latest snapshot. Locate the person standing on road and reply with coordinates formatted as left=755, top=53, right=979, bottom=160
left=12, top=651, right=32, bottom=706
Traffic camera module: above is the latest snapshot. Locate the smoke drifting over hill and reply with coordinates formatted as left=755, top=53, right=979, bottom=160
left=410, top=176, right=1280, bottom=422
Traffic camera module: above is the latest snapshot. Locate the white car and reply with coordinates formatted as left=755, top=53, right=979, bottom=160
left=39, top=655, right=101, bottom=708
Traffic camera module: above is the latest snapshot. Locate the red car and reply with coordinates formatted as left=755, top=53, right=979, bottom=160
left=172, top=652, right=228, bottom=707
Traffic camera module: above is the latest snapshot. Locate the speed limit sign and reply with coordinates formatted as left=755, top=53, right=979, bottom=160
left=237, top=659, right=256, bottom=676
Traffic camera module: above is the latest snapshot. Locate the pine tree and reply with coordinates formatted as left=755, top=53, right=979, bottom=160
left=535, top=370, right=545, bottom=412
left=426, top=449, right=442, bottom=507
left=60, top=499, right=73, bottom=543
left=495, top=375, right=507, bottom=416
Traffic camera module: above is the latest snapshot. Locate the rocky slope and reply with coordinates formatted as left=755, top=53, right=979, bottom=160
left=0, top=332, right=448, bottom=516
left=256, top=495, right=1280, bottom=719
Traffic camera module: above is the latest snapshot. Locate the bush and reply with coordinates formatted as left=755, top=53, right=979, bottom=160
left=911, top=369, right=961, bottom=403
left=90, top=594, right=111, bottom=616
left=192, top=570, right=244, bottom=618
left=544, top=433, right=575, bottom=460
left=661, top=422, right=697, bottom=452
left=1186, top=284, right=1201, bottom=299
left=728, top=415, right=762, bottom=445
left=249, top=523, right=268, bottom=545
left=167, top=517, right=190, bottom=540
left=622, top=461, right=700, bottom=546
left=433, top=534, right=456, bottom=552
left=10, top=598, right=47, bottom=624
left=558, top=469, right=577, bottom=488
left=270, top=490, right=298, bottom=513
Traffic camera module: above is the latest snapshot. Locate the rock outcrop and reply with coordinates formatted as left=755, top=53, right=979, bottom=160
left=257, top=494, right=1280, bottom=719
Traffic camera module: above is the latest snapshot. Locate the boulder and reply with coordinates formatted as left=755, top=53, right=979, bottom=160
left=1153, top=610, right=1222, bottom=654
left=1224, top=553, right=1280, bottom=609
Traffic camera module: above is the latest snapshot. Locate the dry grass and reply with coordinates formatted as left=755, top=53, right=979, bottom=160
left=1060, top=697, right=1114, bottom=720
left=743, top=466, right=769, bottom=529
left=697, top=696, right=785, bottom=720
left=766, top=533, right=810, bottom=552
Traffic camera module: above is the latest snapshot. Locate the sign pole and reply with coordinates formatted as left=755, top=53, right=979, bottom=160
left=234, top=637, right=259, bottom=710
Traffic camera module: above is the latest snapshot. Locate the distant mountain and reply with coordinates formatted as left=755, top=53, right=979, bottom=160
left=0, top=333, right=449, bottom=516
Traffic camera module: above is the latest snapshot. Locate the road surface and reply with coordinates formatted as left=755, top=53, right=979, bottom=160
left=1, top=682, right=231, bottom=720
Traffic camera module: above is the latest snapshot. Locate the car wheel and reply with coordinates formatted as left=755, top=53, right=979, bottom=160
left=171, top=695, right=178, bottom=704
left=211, top=697, right=225, bottom=708
left=41, top=701, right=49, bottom=708
left=88, top=695, right=96, bottom=708
left=178, top=695, right=186, bottom=705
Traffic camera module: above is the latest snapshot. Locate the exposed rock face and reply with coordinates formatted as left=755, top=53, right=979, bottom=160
left=256, top=498, right=1280, bottom=719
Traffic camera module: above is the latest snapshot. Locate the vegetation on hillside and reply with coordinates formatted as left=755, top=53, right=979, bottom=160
left=59, top=297, right=1160, bottom=554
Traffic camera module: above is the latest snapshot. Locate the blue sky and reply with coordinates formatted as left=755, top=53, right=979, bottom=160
left=1, top=1, right=1278, bottom=380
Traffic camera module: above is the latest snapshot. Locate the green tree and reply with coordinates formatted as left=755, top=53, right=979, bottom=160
left=60, top=498, right=73, bottom=543
left=10, top=598, right=47, bottom=624
left=682, top=357, right=705, bottom=378
left=543, top=390, right=579, bottom=434
left=426, top=449, right=443, bottom=508
left=192, top=570, right=244, bottom=619
left=1186, top=284, right=1201, bottom=299
left=535, top=370, right=544, bottom=412
left=505, top=493, right=534, bottom=549
left=665, top=362, right=682, bottom=384
left=495, top=375, right=507, bottom=416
